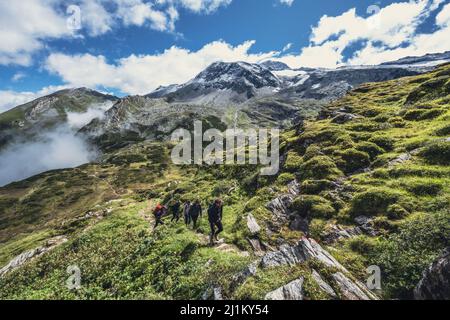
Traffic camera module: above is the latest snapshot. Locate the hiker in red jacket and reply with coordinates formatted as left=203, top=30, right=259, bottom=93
left=153, top=203, right=167, bottom=229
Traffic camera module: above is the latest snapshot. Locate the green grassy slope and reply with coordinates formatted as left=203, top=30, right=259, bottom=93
left=0, top=65, right=449, bottom=300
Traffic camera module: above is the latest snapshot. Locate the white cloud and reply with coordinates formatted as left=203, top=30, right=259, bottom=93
left=279, top=0, right=294, bottom=6
left=0, top=0, right=71, bottom=66
left=44, top=40, right=278, bottom=95
left=0, top=125, right=96, bottom=186
left=163, top=0, right=232, bottom=13
left=11, top=72, right=26, bottom=82
left=274, top=0, right=450, bottom=68
left=0, top=0, right=233, bottom=66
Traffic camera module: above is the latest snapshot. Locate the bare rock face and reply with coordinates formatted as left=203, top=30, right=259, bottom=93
left=260, top=238, right=346, bottom=271
left=266, top=180, right=302, bottom=230
left=332, top=272, right=372, bottom=300
left=247, top=213, right=261, bottom=235
left=260, top=243, right=306, bottom=268
left=265, top=278, right=304, bottom=300
left=414, top=248, right=450, bottom=300
left=311, top=269, right=337, bottom=299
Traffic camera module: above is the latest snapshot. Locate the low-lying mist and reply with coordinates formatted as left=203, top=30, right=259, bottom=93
left=0, top=102, right=113, bottom=187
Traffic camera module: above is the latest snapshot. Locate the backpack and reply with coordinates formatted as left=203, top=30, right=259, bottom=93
left=153, top=204, right=163, bottom=217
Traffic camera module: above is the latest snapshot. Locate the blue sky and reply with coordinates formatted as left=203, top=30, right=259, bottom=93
left=0, top=0, right=449, bottom=111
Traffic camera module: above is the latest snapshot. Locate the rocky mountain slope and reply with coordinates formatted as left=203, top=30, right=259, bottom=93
left=0, top=61, right=448, bottom=300
left=80, top=52, right=450, bottom=152
left=0, top=88, right=117, bottom=150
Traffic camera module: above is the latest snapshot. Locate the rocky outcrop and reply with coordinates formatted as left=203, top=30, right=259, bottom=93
left=266, top=180, right=302, bottom=229
left=0, top=236, right=68, bottom=277
left=312, top=269, right=337, bottom=299
left=322, top=217, right=377, bottom=244
left=332, top=272, right=373, bottom=300
left=414, top=248, right=450, bottom=300
left=260, top=238, right=378, bottom=300
left=265, top=278, right=304, bottom=300
left=260, top=238, right=346, bottom=271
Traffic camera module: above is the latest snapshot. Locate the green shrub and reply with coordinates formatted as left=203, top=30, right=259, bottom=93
left=298, top=156, right=343, bottom=181
left=355, top=141, right=385, bottom=160
left=338, top=149, right=371, bottom=173
left=387, top=116, right=406, bottom=128
left=276, top=173, right=296, bottom=185
left=300, top=180, right=333, bottom=195
left=372, top=211, right=450, bottom=298
left=369, top=135, right=395, bottom=151
left=435, top=123, right=450, bottom=136
left=386, top=204, right=410, bottom=220
left=349, top=187, right=407, bottom=217
left=418, top=141, right=450, bottom=165
left=405, top=180, right=443, bottom=196
left=284, top=151, right=303, bottom=172
left=303, top=145, right=323, bottom=161
left=290, top=195, right=336, bottom=219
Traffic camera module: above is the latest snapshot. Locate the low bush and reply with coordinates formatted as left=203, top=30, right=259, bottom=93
left=418, top=141, right=450, bottom=165
left=338, top=149, right=371, bottom=173
left=284, top=151, right=303, bottom=172
left=371, top=211, right=450, bottom=299
left=349, top=187, right=408, bottom=217
left=298, top=156, right=343, bottom=181
left=369, top=135, right=395, bottom=151
left=290, top=195, right=336, bottom=219
left=300, top=180, right=334, bottom=195
left=355, top=142, right=385, bottom=160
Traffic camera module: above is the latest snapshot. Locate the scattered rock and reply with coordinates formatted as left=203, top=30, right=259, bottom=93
left=322, top=225, right=363, bottom=244
left=414, top=248, right=450, bottom=300
left=331, top=112, right=361, bottom=124
left=311, top=269, right=337, bottom=299
left=247, top=213, right=261, bottom=235
left=388, top=153, right=411, bottom=167
left=265, top=278, right=304, bottom=300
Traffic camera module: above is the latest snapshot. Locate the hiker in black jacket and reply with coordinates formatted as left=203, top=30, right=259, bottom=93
left=183, top=201, right=191, bottom=226
left=208, top=199, right=223, bottom=245
left=189, top=200, right=202, bottom=228
left=170, top=200, right=181, bottom=223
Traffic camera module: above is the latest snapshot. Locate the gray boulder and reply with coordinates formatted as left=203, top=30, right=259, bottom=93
left=265, top=278, right=304, bottom=300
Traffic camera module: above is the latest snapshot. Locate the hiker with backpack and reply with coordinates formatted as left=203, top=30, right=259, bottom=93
left=183, top=201, right=191, bottom=226
left=170, top=199, right=181, bottom=223
left=153, top=203, right=167, bottom=229
left=189, top=199, right=202, bottom=228
left=208, top=199, right=224, bottom=245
